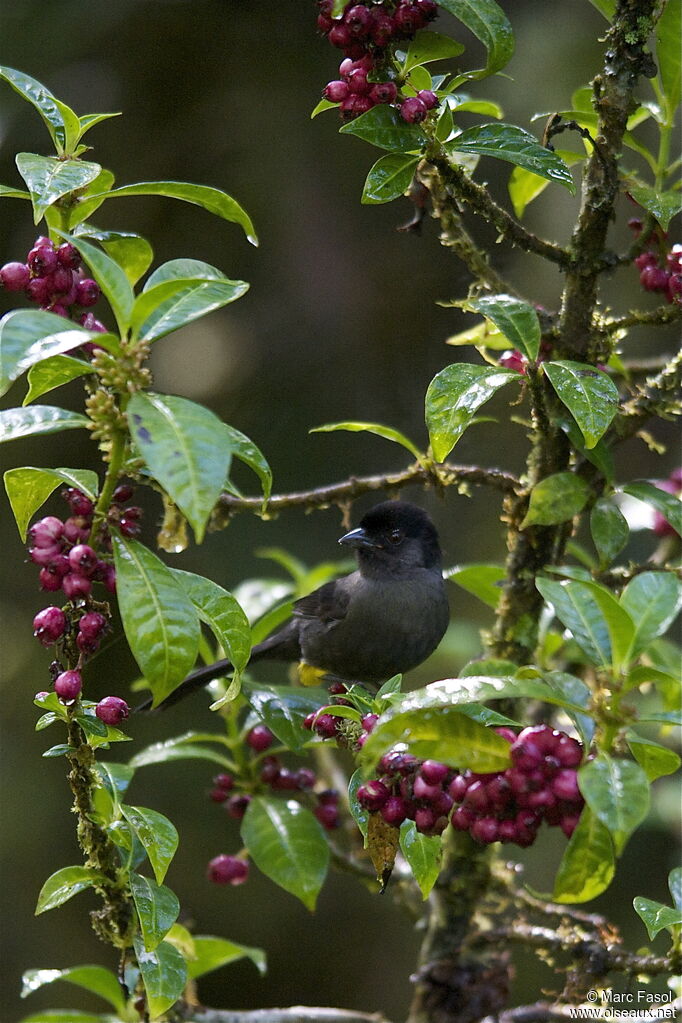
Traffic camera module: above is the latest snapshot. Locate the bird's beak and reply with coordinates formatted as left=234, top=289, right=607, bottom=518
left=338, top=526, right=381, bottom=550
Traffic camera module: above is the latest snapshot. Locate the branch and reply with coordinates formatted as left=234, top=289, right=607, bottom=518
left=181, top=1009, right=393, bottom=1023
left=211, top=462, right=519, bottom=527
left=615, top=348, right=682, bottom=438
left=605, top=304, right=682, bottom=332
left=481, top=1000, right=682, bottom=1023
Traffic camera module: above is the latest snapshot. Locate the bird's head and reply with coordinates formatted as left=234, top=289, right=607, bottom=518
left=338, top=501, right=442, bottom=575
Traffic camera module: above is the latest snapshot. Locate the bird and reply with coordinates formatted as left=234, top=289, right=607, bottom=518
left=147, top=500, right=450, bottom=709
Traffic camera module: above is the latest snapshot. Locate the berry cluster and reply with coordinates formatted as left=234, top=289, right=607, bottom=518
left=357, top=725, right=584, bottom=845
left=318, top=1, right=440, bottom=122
left=0, top=236, right=106, bottom=333
left=654, top=468, right=682, bottom=537
left=629, top=221, right=682, bottom=304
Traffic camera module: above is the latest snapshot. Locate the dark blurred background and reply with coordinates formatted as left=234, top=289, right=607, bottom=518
left=1, top=2, right=679, bottom=1020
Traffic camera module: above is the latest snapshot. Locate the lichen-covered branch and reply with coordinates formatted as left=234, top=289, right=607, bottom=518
left=616, top=348, right=682, bottom=438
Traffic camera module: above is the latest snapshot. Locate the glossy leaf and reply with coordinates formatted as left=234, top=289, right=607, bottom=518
left=58, top=232, right=134, bottom=336
left=134, top=935, right=187, bottom=1020
left=0, top=66, right=68, bottom=150
left=425, top=363, right=516, bottom=461
left=553, top=807, right=615, bottom=903
left=536, top=576, right=612, bottom=666
left=132, top=267, right=249, bottom=342
left=23, top=355, right=91, bottom=406
left=128, top=392, right=232, bottom=543
left=361, top=153, right=420, bottom=205
left=670, top=866, right=682, bottom=910
left=20, top=965, right=125, bottom=1013
left=339, top=104, right=427, bottom=151
left=78, top=110, right=122, bottom=140
left=311, top=420, right=422, bottom=461
left=628, top=186, right=681, bottom=231
left=445, top=319, right=506, bottom=350
left=468, top=294, right=540, bottom=361
left=130, top=872, right=180, bottom=951
left=241, top=796, right=329, bottom=910
left=622, top=481, right=681, bottom=537
left=435, top=0, right=514, bottom=77
left=521, top=472, right=590, bottom=528
left=447, top=563, right=505, bottom=608
left=35, top=866, right=103, bottom=915
left=656, top=0, right=682, bottom=113
left=578, top=755, right=650, bottom=855
left=121, top=805, right=178, bottom=885
left=348, top=768, right=370, bottom=838
left=400, top=30, right=465, bottom=72
left=89, top=180, right=257, bottom=245
left=361, top=705, right=512, bottom=773
left=0, top=183, right=30, bottom=199
left=172, top=570, right=251, bottom=675
left=400, top=821, right=442, bottom=899
left=129, top=733, right=234, bottom=771
left=543, top=671, right=594, bottom=747
left=393, top=673, right=587, bottom=716
left=620, top=571, right=682, bottom=658
left=15, top=153, right=101, bottom=224
left=0, top=405, right=89, bottom=444
left=74, top=225, right=153, bottom=286
left=186, top=935, right=266, bottom=980
left=4, top=466, right=98, bottom=539
left=112, top=535, right=199, bottom=705
left=627, top=734, right=681, bottom=781
left=310, top=98, right=336, bottom=118
left=446, top=124, right=575, bottom=191
left=18, top=1012, right=105, bottom=1022
left=95, top=761, right=134, bottom=801
left=0, top=308, right=102, bottom=396
left=633, top=897, right=682, bottom=941
left=221, top=422, right=272, bottom=503
left=590, top=497, right=629, bottom=567
left=242, top=683, right=330, bottom=752
left=508, top=150, right=582, bottom=216
left=544, top=361, right=619, bottom=448
left=67, top=167, right=116, bottom=227
left=587, top=0, right=614, bottom=19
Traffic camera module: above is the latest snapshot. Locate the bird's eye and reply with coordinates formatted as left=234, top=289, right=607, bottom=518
left=388, top=528, right=404, bottom=544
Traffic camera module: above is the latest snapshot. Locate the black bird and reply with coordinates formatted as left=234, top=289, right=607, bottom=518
left=150, top=501, right=449, bottom=708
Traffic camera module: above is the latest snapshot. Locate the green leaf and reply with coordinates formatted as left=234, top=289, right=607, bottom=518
left=15, top=153, right=101, bottom=224
left=121, top=806, right=179, bottom=885
left=112, top=535, right=199, bottom=705
left=221, top=423, right=272, bottom=504
left=361, top=153, right=420, bottom=205
left=339, top=104, right=427, bottom=152
left=587, top=0, right=615, bottom=20
left=74, top=225, right=153, bottom=286
left=451, top=98, right=504, bottom=118
left=425, top=363, right=516, bottom=461
left=57, top=232, right=134, bottom=336
left=435, top=0, right=514, bottom=77
left=627, top=734, right=681, bottom=782
left=133, top=935, right=187, bottom=1020
left=77, top=110, right=122, bottom=140
left=0, top=405, right=90, bottom=444
left=400, top=30, right=465, bottom=72
left=620, top=571, right=682, bottom=658
left=89, top=180, right=257, bottom=245
left=536, top=576, right=612, bottom=666
left=543, top=671, right=594, bottom=747
left=446, top=124, right=575, bottom=192
left=186, top=935, right=266, bottom=980
left=0, top=308, right=103, bottom=396
left=521, top=472, right=590, bottom=528
left=24, top=355, right=91, bottom=406
left=311, top=98, right=337, bottom=118
left=544, top=361, right=619, bottom=448
left=0, top=183, right=30, bottom=200
left=633, top=897, right=682, bottom=941
left=590, top=497, right=629, bottom=568
left=95, top=761, right=134, bottom=801
left=21, top=966, right=124, bottom=1013
left=129, top=734, right=234, bottom=771
left=41, top=744, right=75, bottom=758
left=4, top=466, right=98, bottom=539
left=361, top=705, right=512, bottom=773
left=400, top=821, right=442, bottom=899
left=172, top=570, right=251, bottom=674
left=447, top=564, right=505, bottom=609
left=671, top=866, right=682, bottom=909
left=242, top=683, right=330, bottom=753
left=348, top=768, right=370, bottom=838
left=241, top=796, right=329, bottom=911
left=67, top=167, right=116, bottom=227
left=553, top=807, right=615, bottom=903
left=656, top=0, right=681, bottom=113
left=130, top=872, right=180, bottom=951
left=578, top=755, right=650, bottom=855
left=623, top=481, right=681, bottom=538
left=18, top=1013, right=106, bottom=1023
left=35, top=865, right=103, bottom=914
left=468, top=294, right=541, bottom=362
left=0, top=67, right=69, bottom=150
left=628, top=186, right=681, bottom=231
left=508, top=150, right=582, bottom=216
left=127, top=391, right=232, bottom=543
left=311, top=420, right=422, bottom=461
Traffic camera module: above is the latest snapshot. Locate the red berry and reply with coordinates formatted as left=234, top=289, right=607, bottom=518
left=29, top=516, right=65, bottom=548
left=62, top=573, right=92, bottom=600
left=417, top=89, right=439, bottom=110
left=370, top=13, right=395, bottom=46
left=119, top=516, right=142, bottom=538
left=68, top=544, right=98, bottom=576
left=451, top=805, right=474, bottom=830
left=499, top=349, right=528, bottom=374
left=79, top=611, right=107, bottom=641
left=302, top=711, right=316, bottom=730
left=225, top=794, right=251, bottom=819
left=471, top=817, right=499, bottom=844
left=0, top=261, right=30, bottom=291
left=463, top=780, right=490, bottom=813
left=29, top=543, right=64, bottom=567
left=28, top=245, right=58, bottom=276
left=357, top=779, right=390, bottom=811
left=55, top=669, right=82, bottom=702
left=361, top=713, right=379, bottom=733
left=314, top=803, right=340, bottom=829
left=33, top=606, right=67, bottom=645
left=369, top=81, right=398, bottom=105
left=555, top=734, right=583, bottom=767
left=79, top=312, right=107, bottom=333
left=381, top=795, right=409, bottom=826
left=213, top=773, right=234, bottom=790
left=260, top=756, right=281, bottom=784
left=340, top=94, right=374, bottom=116
left=57, top=242, right=81, bottom=270
left=95, top=696, right=130, bottom=726
left=560, top=813, right=581, bottom=838
left=210, top=787, right=230, bottom=803
left=207, top=854, right=249, bottom=885
left=313, top=713, right=339, bottom=739
left=329, top=22, right=352, bottom=47
left=75, top=278, right=100, bottom=307
left=400, top=97, right=428, bottom=123
left=413, top=774, right=442, bottom=801
left=448, top=774, right=469, bottom=802
left=552, top=769, right=581, bottom=802
left=294, top=767, right=317, bottom=790
left=324, top=80, right=350, bottom=102
left=39, top=567, right=64, bottom=592
left=420, top=760, right=449, bottom=785
left=64, top=489, right=94, bottom=517
left=246, top=724, right=275, bottom=752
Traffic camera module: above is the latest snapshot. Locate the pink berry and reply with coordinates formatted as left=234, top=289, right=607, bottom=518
left=56, top=243, right=81, bottom=270
left=79, top=611, right=107, bottom=641
left=369, top=81, right=398, bottom=104
left=361, top=713, right=379, bottom=733
left=413, top=775, right=442, bottom=801
left=225, top=794, right=251, bottom=819
left=27, top=245, right=57, bottom=276
left=294, top=767, right=316, bottom=790
left=324, top=80, right=350, bottom=103
left=340, top=94, right=374, bottom=116
left=499, top=350, right=528, bottom=374
left=33, top=606, right=67, bottom=645
left=451, top=805, right=474, bottom=830
left=420, top=760, right=449, bottom=785
left=357, top=779, right=390, bottom=811
left=55, top=669, right=82, bottom=702
left=329, top=22, right=352, bottom=47
left=62, top=573, right=92, bottom=600
left=0, top=261, right=30, bottom=291
left=471, top=817, right=499, bottom=844
left=207, top=854, right=249, bottom=886
left=400, top=96, right=429, bottom=123
left=314, top=802, right=340, bottom=829
left=246, top=724, right=275, bottom=752
left=29, top=516, right=65, bottom=548
left=214, top=773, right=234, bottom=790
left=313, top=713, right=338, bottom=739
left=448, top=774, right=469, bottom=802
left=345, top=4, right=372, bottom=34
left=381, top=795, right=409, bottom=826
left=68, top=544, right=98, bottom=576
left=75, top=278, right=100, bottom=307
left=371, top=13, right=395, bottom=46
left=39, top=568, right=63, bottom=592
left=95, top=696, right=130, bottom=726
left=417, top=89, right=439, bottom=110
left=560, top=813, right=581, bottom=838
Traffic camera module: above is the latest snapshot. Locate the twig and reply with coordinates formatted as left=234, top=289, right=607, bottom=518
left=605, top=305, right=682, bottom=332
left=180, top=1009, right=393, bottom=1023
left=616, top=349, right=682, bottom=438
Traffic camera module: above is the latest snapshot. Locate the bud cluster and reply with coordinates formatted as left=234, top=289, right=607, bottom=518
left=317, top=1, right=440, bottom=122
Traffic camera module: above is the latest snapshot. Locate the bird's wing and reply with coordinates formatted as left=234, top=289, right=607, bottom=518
left=292, top=578, right=352, bottom=624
